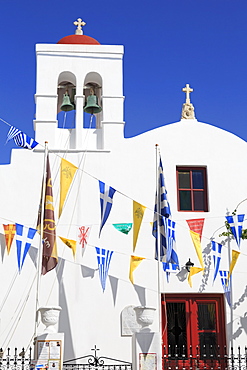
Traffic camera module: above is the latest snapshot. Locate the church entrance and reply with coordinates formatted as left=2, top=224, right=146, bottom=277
left=162, top=293, right=227, bottom=369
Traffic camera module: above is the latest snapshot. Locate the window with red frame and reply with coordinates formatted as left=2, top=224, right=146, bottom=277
left=177, top=167, right=208, bottom=211
left=162, top=294, right=226, bottom=363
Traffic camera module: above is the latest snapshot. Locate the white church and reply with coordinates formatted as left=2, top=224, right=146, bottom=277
left=1, top=18, right=247, bottom=370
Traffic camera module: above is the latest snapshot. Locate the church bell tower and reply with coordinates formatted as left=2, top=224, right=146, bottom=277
left=34, top=18, right=125, bottom=150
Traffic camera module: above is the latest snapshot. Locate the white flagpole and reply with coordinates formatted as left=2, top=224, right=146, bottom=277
left=155, top=144, right=163, bottom=340
left=34, top=142, right=48, bottom=338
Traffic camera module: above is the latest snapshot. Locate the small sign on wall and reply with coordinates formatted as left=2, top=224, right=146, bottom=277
left=139, top=353, right=157, bottom=370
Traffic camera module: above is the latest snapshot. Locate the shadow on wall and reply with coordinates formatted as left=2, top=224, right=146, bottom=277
left=199, top=242, right=211, bottom=293
left=0, top=233, right=6, bottom=262
left=228, top=313, right=247, bottom=341
left=57, top=258, right=76, bottom=361
left=134, top=284, right=146, bottom=307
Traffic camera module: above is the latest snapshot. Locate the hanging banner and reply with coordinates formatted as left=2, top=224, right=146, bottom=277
left=113, top=223, right=132, bottom=235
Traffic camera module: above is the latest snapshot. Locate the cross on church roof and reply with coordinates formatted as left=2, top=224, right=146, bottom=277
left=182, top=84, right=193, bottom=104
left=74, top=18, right=86, bottom=35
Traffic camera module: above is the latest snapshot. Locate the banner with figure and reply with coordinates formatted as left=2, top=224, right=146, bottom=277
left=37, top=155, right=58, bottom=274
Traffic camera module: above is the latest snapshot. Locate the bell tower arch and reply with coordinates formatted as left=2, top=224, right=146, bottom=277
left=34, top=18, right=125, bottom=151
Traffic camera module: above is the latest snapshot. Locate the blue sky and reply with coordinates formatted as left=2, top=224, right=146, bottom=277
left=0, top=0, right=247, bottom=163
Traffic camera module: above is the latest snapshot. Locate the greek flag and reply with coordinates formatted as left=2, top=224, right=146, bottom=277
left=211, top=241, right=222, bottom=283
left=7, top=126, right=38, bottom=150
left=15, top=223, right=37, bottom=272
left=225, top=214, right=245, bottom=248
left=152, top=155, right=171, bottom=261
left=99, top=181, right=116, bottom=236
left=166, top=219, right=179, bottom=265
left=219, top=270, right=231, bottom=306
left=95, top=247, right=113, bottom=291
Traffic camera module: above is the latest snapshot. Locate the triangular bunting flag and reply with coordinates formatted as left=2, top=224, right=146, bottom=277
left=3, top=224, right=16, bottom=254
left=95, top=247, right=113, bottom=291
left=113, top=223, right=132, bottom=235
left=186, top=218, right=204, bottom=241
left=227, top=249, right=240, bottom=284
left=225, top=214, right=245, bottom=248
left=15, top=223, right=37, bottom=272
left=59, top=236, right=77, bottom=257
left=189, top=230, right=204, bottom=268
left=219, top=270, right=231, bottom=306
left=133, top=201, right=146, bottom=251
left=59, top=158, right=78, bottom=218
left=99, top=181, right=116, bottom=236
left=78, top=226, right=90, bottom=247
left=188, top=266, right=204, bottom=287
left=129, top=255, right=145, bottom=284
left=211, top=241, right=222, bottom=283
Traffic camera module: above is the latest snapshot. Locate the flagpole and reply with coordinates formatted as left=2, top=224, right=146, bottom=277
left=227, top=234, right=233, bottom=349
left=155, top=144, right=163, bottom=342
left=34, top=142, right=48, bottom=338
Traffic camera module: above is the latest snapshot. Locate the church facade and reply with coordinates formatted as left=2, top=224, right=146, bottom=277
left=1, top=19, right=247, bottom=370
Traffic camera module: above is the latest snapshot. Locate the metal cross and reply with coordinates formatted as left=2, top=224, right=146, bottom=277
left=182, top=83, right=193, bottom=103
left=91, top=345, right=100, bottom=358
left=73, top=18, right=86, bottom=35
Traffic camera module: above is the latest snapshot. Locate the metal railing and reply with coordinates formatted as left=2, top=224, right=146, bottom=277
left=0, top=347, right=32, bottom=370
left=63, top=355, right=132, bottom=370
left=163, top=345, right=247, bottom=369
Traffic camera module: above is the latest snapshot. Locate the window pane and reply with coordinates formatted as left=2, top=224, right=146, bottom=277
left=198, top=303, right=216, bottom=330
left=192, top=170, right=204, bottom=189
left=167, top=302, right=187, bottom=358
left=179, top=191, right=192, bottom=210
left=178, top=171, right=190, bottom=189
left=193, top=191, right=205, bottom=211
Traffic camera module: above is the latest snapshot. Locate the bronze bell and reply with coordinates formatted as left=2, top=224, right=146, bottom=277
left=60, top=92, right=74, bottom=112
left=84, top=88, right=102, bottom=114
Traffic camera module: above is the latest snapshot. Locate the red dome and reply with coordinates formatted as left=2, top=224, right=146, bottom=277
left=57, top=34, right=100, bottom=45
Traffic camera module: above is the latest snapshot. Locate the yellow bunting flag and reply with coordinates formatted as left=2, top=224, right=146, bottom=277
left=189, top=230, right=204, bottom=268
left=59, top=236, right=77, bottom=257
left=188, top=266, right=204, bottom=287
left=129, top=255, right=145, bottom=284
left=133, top=201, right=146, bottom=251
left=59, top=158, right=78, bottom=218
left=3, top=224, right=16, bottom=254
left=227, top=250, right=240, bottom=283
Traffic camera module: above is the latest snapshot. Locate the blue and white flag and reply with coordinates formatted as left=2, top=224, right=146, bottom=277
left=225, top=214, right=245, bottom=248
left=219, top=270, right=231, bottom=307
left=15, top=223, right=37, bottom=272
left=162, top=261, right=179, bottom=282
left=166, top=219, right=179, bottom=266
left=211, top=241, right=222, bottom=283
left=99, top=181, right=116, bottom=236
left=7, top=126, right=39, bottom=150
left=152, top=155, right=171, bottom=261
left=95, top=247, right=113, bottom=291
